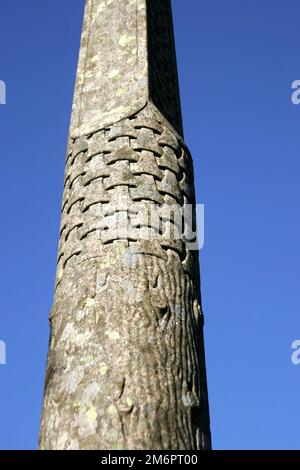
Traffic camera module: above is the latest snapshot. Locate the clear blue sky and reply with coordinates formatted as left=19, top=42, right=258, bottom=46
left=0, top=0, right=299, bottom=450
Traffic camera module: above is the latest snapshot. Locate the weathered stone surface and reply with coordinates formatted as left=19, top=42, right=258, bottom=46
left=40, top=0, right=211, bottom=450
left=70, top=0, right=183, bottom=138
left=70, top=0, right=148, bottom=138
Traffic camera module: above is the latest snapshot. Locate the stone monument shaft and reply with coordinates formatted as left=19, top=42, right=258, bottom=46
left=39, top=0, right=211, bottom=450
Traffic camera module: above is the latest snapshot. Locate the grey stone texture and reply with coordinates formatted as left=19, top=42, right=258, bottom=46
left=39, top=0, right=211, bottom=450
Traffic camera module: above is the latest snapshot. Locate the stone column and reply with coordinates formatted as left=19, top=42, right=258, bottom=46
left=39, top=0, right=211, bottom=450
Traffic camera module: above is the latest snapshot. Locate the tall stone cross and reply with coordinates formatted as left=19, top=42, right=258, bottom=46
left=39, top=0, right=211, bottom=450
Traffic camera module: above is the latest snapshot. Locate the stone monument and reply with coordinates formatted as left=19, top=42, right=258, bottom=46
left=39, top=0, right=211, bottom=450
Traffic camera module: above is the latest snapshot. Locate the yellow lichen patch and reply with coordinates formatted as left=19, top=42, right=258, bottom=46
left=94, top=311, right=100, bottom=326
left=112, top=442, right=125, bottom=450
left=126, top=397, right=134, bottom=408
left=138, top=1, right=146, bottom=11
left=85, top=298, right=95, bottom=308
left=108, top=69, right=120, bottom=79
left=90, top=55, right=99, bottom=64
left=56, top=266, right=63, bottom=283
left=99, top=363, right=108, bottom=376
left=118, top=35, right=134, bottom=48
left=116, top=88, right=125, bottom=97
left=85, top=406, right=98, bottom=423
left=108, top=404, right=118, bottom=416
left=72, top=401, right=82, bottom=410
